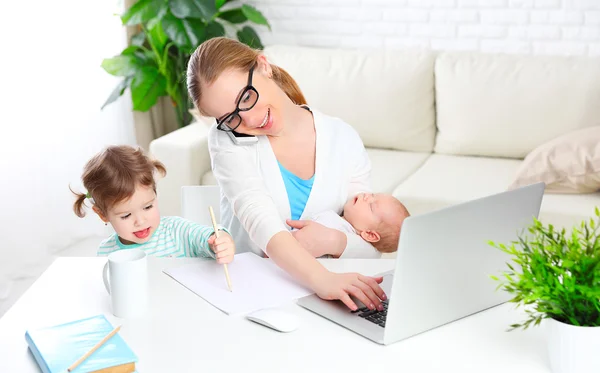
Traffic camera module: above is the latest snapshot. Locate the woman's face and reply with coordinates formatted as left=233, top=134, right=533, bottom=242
left=199, top=56, right=286, bottom=136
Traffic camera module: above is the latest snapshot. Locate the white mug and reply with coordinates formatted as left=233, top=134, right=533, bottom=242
left=102, top=249, right=148, bottom=318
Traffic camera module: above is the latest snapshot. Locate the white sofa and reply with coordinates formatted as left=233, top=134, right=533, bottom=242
left=150, top=45, right=600, bottom=234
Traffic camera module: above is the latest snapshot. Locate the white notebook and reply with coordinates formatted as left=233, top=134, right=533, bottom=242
left=163, top=252, right=314, bottom=315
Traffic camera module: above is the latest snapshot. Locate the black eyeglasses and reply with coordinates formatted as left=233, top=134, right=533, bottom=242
left=215, top=65, right=259, bottom=132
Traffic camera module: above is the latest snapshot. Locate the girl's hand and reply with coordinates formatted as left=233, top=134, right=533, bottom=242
left=286, top=219, right=346, bottom=258
left=208, top=232, right=235, bottom=264
left=312, top=271, right=387, bottom=311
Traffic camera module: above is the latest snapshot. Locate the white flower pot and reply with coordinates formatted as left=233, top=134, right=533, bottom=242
left=546, top=317, right=600, bottom=373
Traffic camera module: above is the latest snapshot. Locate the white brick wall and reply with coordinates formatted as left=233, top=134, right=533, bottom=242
left=248, top=0, right=600, bottom=56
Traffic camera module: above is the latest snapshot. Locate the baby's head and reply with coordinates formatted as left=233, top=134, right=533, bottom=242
left=71, top=145, right=166, bottom=245
left=343, top=193, right=410, bottom=253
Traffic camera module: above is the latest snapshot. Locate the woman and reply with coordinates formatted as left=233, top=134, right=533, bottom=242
left=186, top=37, right=386, bottom=312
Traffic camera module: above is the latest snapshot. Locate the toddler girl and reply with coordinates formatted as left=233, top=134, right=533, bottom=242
left=71, top=145, right=235, bottom=263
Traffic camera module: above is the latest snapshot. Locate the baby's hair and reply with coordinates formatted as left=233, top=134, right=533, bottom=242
left=373, top=198, right=410, bottom=253
left=71, top=145, right=166, bottom=218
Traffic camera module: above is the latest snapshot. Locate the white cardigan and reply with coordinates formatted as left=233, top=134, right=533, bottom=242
left=208, top=108, right=381, bottom=258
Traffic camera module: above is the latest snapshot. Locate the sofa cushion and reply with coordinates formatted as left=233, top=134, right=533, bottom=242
left=264, top=45, right=437, bottom=152
left=434, top=52, right=600, bottom=159
left=392, top=154, right=521, bottom=213
left=539, top=192, right=600, bottom=232
left=366, top=148, right=430, bottom=193
left=509, top=126, right=600, bottom=194
left=391, top=154, right=599, bottom=231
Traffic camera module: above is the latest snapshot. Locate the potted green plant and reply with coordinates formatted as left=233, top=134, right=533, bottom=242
left=100, top=0, right=270, bottom=128
left=489, top=207, right=600, bottom=373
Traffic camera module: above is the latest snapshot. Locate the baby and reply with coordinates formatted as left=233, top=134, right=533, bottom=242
left=312, top=193, right=410, bottom=255
left=71, top=145, right=235, bottom=263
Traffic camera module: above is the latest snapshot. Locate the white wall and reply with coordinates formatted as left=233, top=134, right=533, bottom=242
left=249, top=0, right=600, bottom=56
left=0, top=0, right=136, bottom=316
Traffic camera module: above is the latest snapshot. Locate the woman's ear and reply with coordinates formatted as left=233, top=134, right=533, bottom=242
left=92, top=205, right=109, bottom=223
left=256, top=54, right=273, bottom=78
left=360, top=230, right=381, bottom=243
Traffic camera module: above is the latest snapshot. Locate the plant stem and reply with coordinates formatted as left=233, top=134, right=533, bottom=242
left=174, top=97, right=184, bottom=128
left=175, top=50, right=192, bottom=127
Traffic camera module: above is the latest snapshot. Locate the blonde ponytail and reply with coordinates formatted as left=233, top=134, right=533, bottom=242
left=271, top=65, right=307, bottom=105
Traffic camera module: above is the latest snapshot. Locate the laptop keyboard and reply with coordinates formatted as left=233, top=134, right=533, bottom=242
left=351, top=300, right=389, bottom=327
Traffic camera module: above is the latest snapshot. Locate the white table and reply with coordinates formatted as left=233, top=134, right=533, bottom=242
left=0, top=257, right=551, bottom=373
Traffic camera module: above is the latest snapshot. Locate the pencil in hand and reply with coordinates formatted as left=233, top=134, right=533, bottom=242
left=208, top=206, right=233, bottom=292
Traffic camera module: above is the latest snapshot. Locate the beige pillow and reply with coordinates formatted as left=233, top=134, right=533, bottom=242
left=510, top=126, right=600, bottom=194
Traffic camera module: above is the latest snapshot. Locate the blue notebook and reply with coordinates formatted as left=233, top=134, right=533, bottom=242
left=25, top=314, right=137, bottom=373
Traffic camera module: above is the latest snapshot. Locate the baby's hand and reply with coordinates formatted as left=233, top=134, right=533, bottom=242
left=208, top=231, right=235, bottom=264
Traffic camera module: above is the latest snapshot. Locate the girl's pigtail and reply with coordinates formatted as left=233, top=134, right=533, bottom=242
left=153, top=160, right=167, bottom=178
left=70, top=185, right=88, bottom=218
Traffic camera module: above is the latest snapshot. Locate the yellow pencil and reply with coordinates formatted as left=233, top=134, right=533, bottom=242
left=67, top=325, right=121, bottom=372
left=209, top=206, right=233, bottom=292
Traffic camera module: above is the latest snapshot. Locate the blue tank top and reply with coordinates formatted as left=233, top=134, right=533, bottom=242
left=278, top=162, right=314, bottom=220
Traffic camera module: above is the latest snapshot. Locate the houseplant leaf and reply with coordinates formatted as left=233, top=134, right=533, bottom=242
left=241, top=4, right=270, bottom=30
left=490, top=208, right=600, bottom=329
left=169, top=0, right=217, bottom=21
left=130, top=32, right=146, bottom=47
left=130, top=66, right=167, bottom=111
left=147, top=21, right=169, bottom=52
left=215, top=0, right=229, bottom=10
left=219, top=9, right=247, bottom=24
left=121, top=45, right=155, bottom=65
left=101, top=55, right=143, bottom=77
left=162, top=12, right=206, bottom=50
left=122, top=0, right=168, bottom=26
left=237, top=26, right=264, bottom=49
left=205, top=20, right=225, bottom=40
left=101, top=77, right=133, bottom=110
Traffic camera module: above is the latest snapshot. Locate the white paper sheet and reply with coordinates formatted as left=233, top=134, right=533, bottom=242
left=163, top=252, right=314, bottom=315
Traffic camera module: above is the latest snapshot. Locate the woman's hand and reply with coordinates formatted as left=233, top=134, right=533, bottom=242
left=312, top=271, right=387, bottom=311
left=265, top=232, right=385, bottom=312
left=208, top=232, right=236, bottom=264
left=287, top=219, right=346, bottom=258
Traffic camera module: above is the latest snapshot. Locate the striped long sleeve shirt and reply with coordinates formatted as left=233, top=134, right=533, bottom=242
left=97, top=216, right=225, bottom=258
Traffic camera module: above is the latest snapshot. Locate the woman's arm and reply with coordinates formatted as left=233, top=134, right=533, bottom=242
left=286, top=218, right=347, bottom=258
left=209, top=128, right=385, bottom=310
left=286, top=219, right=381, bottom=258
left=208, top=128, right=288, bottom=250
left=267, top=231, right=386, bottom=311
left=266, top=231, right=328, bottom=288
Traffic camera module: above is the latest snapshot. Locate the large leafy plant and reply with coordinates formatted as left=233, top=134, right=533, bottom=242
left=101, top=0, right=270, bottom=128
left=489, top=207, right=600, bottom=330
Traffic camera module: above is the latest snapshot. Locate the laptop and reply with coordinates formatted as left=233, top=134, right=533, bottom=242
left=297, top=183, right=545, bottom=345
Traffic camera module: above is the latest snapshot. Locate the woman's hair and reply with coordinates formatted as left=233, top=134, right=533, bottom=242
left=71, top=145, right=166, bottom=218
left=187, top=37, right=307, bottom=114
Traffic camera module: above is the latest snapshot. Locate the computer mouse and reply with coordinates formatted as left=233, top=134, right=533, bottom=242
left=246, top=308, right=299, bottom=333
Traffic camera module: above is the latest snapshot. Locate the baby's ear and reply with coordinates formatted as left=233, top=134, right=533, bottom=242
left=360, top=230, right=381, bottom=243
left=92, top=206, right=109, bottom=223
